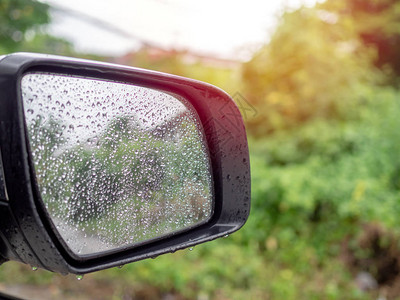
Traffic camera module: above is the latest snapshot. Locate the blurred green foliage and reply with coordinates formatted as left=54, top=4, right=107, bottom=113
left=2, top=0, right=400, bottom=299
left=122, top=48, right=238, bottom=93
left=344, top=0, right=400, bottom=79
left=0, top=0, right=50, bottom=53
left=0, top=0, right=101, bottom=58
left=242, top=0, right=400, bottom=137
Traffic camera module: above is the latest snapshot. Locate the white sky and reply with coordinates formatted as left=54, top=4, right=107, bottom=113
left=43, top=0, right=319, bottom=61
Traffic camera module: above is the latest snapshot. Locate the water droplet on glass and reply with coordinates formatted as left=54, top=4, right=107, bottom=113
left=76, top=275, right=83, bottom=281
left=21, top=73, right=213, bottom=256
left=189, top=247, right=194, bottom=251
left=31, top=266, right=38, bottom=271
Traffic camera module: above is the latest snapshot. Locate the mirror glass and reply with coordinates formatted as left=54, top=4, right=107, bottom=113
left=21, top=73, right=213, bottom=256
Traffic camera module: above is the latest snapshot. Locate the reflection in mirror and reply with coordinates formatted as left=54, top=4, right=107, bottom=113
left=21, top=73, right=213, bottom=256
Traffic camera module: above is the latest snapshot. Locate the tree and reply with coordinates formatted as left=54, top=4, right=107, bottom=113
left=20, top=33, right=76, bottom=55
left=0, top=0, right=50, bottom=54
left=341, top=0, right=400, bottom=81
left=241, top=3, right=382, bottom=136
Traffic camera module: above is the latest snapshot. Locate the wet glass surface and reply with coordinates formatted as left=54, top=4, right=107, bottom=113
left=21, top=73, right=213, bottom=255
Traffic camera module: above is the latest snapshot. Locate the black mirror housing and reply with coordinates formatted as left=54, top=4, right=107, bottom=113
left=0, top=53, right=250, bottom=275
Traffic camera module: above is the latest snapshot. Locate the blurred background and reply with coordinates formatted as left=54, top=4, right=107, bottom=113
left=1, top=0, right=400, bottom=299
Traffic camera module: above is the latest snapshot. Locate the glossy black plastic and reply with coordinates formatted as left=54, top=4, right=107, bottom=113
left=0, top=53, right=250, bottom=274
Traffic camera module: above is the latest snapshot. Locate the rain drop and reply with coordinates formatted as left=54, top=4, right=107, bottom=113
left=76, top=275, right=84, bottom=281
left=31, top=266, right=38, bottom=271
left=20, top=73, right=213, bottom=256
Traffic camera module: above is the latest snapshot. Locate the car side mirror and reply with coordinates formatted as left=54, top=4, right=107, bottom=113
left=0, top=53, right=250, bottom=275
